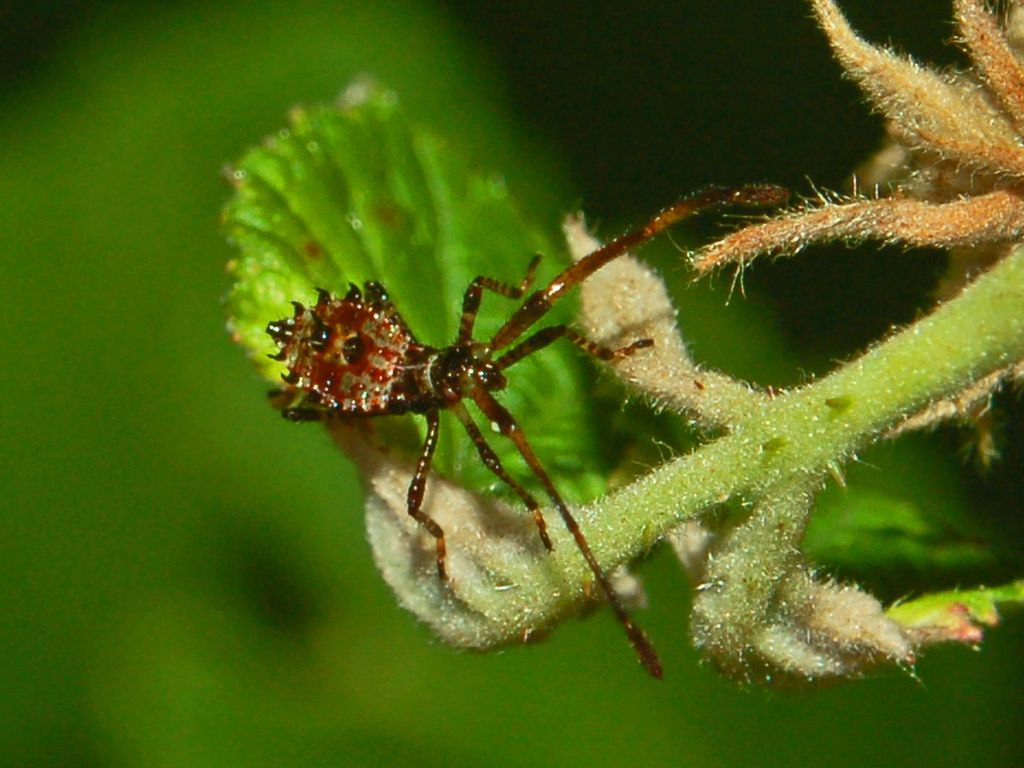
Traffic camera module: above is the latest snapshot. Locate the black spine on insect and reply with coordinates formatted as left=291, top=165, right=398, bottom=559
left=267, top=183, right=788, bottom=679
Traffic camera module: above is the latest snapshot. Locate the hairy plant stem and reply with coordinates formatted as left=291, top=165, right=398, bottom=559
left=549, top=246, right=1024, bottom=586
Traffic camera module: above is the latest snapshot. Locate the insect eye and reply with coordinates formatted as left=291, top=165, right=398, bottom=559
left=308, top=326, right=331, bottom=350
left=342, top=334, right=365, bottom=363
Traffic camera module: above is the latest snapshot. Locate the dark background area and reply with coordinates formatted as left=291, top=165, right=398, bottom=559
left=3, top=1, right=1021, bottom=766
left=0, top=0, right=963, bottom=353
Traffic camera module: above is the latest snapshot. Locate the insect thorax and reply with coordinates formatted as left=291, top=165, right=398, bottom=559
left=426, top=345, right=508, bottom=402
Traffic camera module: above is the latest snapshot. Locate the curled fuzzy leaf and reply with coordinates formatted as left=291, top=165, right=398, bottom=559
left=327, top=419, right=647, bottom=650
left=810, top=0, right=1024, bottom=176
left=693, top=190, right=1024, bottom=273
left=690, top=482, right=914, bottom=682
left=954, top=0, right=1024, bottom=135
left=566, top=214, right=766, bottom=429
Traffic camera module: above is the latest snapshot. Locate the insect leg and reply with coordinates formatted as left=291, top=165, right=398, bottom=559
left=449, top=401, right=552, bottom=551
left=406, top=408, right=449, bottom=579
left=470, top=388, right=663, bottom=679
left=280, top=407, right=326, bottom=422
left=496, top=325, right=652, bottom=371
left=457, top=255, right=541, bottom=344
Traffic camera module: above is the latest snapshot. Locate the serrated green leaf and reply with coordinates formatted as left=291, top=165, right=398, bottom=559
left=223, top=87, right=605, bottom=502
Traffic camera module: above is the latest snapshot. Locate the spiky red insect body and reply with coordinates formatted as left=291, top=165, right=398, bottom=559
left=268, top=283, right=434, bottom=416
left=267, top=184, right=788, bottom=679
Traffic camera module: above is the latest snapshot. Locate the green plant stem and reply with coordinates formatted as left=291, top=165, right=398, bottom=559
left=376, top=246, right=1023, bottom=651
left=551, top=246, right=1024, bottom=579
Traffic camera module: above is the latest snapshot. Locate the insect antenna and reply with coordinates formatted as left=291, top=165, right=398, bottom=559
left=489, top=184, right=788, bottom=351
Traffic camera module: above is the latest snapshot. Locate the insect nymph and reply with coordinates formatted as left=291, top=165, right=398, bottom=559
left=267, top=185, right=787, bottom=678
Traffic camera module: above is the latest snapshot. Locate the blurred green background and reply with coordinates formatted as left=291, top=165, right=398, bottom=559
left=3, top=1, right=1022, bottom=766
